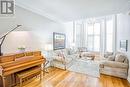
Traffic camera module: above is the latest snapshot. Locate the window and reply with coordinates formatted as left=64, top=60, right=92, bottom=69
left=87, top=24, right=94, bottom=51
left=94, top=23, right=100, bottom=51
left=75, top=23, right=82, bottom=47
left=87, top=22, right=101, bottom=51
left=106, top=18, right=113, bottom=52
left=73, top=15, right=115, bottom=53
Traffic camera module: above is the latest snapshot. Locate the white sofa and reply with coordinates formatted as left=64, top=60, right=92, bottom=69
left=100, top=52, right=129, bottom=79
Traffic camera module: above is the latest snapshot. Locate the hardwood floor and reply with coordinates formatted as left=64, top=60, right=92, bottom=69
left=22, top=67, right=130, bottom=87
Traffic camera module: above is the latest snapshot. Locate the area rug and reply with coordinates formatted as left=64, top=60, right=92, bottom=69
left=68, top=58, right=100, bottom=78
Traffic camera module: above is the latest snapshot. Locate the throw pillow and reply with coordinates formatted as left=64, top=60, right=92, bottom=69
left=104, top=52, right=113, bottom=58
left=107, top=56, right=115, bottom=61
left=115, top=54, right=127, bottom=62
left=124, top=58, right=129, bottom=64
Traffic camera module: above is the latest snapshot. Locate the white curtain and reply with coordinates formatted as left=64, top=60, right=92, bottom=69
left=74, top=15, right=116, bottom=53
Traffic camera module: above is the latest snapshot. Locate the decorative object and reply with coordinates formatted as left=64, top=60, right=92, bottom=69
left=0, top=25, right=22, bottom=56
left=18, top=45, right=26, bottom=53
left=120, top=40, right=128, bottom=52
left=53, top=32, right=66, bottom=50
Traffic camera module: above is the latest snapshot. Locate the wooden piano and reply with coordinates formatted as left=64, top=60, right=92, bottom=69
left=0, top=51, right=46, bottom=87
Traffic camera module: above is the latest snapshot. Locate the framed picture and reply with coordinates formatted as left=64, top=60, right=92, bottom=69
left=120, top=40, right=128, bottom=52
left=53, top=32, right=66, bottom=50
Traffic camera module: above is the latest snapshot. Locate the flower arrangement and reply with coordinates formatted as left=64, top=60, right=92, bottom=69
left=18, top=45, right=26, bottom=52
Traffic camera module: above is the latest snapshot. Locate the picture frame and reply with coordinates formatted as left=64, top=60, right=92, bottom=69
left=120, top=40, right=128, bottom=52
left=53, top=32, right=66, bottom=50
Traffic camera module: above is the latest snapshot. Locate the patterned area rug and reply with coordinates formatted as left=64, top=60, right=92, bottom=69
left=68, top=58, right=100, bottom=78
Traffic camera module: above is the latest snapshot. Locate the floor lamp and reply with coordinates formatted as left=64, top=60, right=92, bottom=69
left=0, top=25, right=22, bottom=56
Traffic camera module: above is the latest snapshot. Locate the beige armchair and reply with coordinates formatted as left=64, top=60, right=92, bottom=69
left=51, top=49, right=73, bottom=70
left=100, top=52, right=129, bottom=79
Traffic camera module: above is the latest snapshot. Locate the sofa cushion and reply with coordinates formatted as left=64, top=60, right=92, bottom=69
left=104, top=52, right=113, bottom=58
left=102, top=61, right=128, bottom=69
left=107, top=56, right=115, bottom=61
left=124, top=58, right=129, bottom=64
left=0, top=55, right=15, bottom=63
left=81, top=52, right=95, bottom=57
left=115, top=54, right=127, bottom=63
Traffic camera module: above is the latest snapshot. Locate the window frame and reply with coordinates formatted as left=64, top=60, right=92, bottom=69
left=86, top=21, right=101, bottom=52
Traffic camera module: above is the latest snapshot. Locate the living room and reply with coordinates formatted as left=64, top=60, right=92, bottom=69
left=0, top=0, right=130, bottom=87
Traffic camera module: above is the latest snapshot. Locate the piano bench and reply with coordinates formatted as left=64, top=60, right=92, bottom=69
left=16, top=66, right=42, bottom=87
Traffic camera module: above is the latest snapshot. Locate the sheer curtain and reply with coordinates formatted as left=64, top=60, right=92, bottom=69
left=86, top=21, right=101, bottom=51
left=74, top=15, right=116, bottom=53
left=74, top=20, right=86, bottom=48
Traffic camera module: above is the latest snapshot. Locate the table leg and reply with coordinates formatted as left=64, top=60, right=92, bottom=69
left=43, top=60, right=49, bottom=73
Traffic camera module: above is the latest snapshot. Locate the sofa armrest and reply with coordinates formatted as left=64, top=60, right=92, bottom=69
left=100, top=61, right=128, bottom=69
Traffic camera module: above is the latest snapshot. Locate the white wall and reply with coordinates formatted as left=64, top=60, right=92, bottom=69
left=116, top=13, right=130, bottom=82
left=0, top=6, right=66, bottom=54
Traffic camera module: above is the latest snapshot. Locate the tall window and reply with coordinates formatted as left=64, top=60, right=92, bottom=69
left=94, top=23, right=100, bottom=51
left=106, top=18, right=113, bottom=52
left=75, top=23, right=82, bottom=47
left=74, top=15, right=115, bottom=53
left=87, top=22, right=101, bottom=51
left=87, top=24, right=93, bottom=51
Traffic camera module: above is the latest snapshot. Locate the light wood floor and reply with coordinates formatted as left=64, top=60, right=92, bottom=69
left=22, top=67, right=130, bottom=87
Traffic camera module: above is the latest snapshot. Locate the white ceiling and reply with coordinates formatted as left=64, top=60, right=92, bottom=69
left=16, top=0, right=130, bottom=22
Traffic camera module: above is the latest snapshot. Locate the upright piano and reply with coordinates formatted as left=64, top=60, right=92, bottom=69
left=0, top=51, right=46, bottom=87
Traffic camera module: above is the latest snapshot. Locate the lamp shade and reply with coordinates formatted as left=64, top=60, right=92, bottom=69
left=44, top=44, right=53, bottom=51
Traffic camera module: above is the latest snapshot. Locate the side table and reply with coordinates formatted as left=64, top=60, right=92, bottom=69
left=44, top=60, right=49, bottom=73
left=43, top=57, right=53, bottom=73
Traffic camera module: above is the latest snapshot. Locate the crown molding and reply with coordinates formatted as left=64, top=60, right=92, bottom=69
left=15, top=2, right=63, bottom=23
